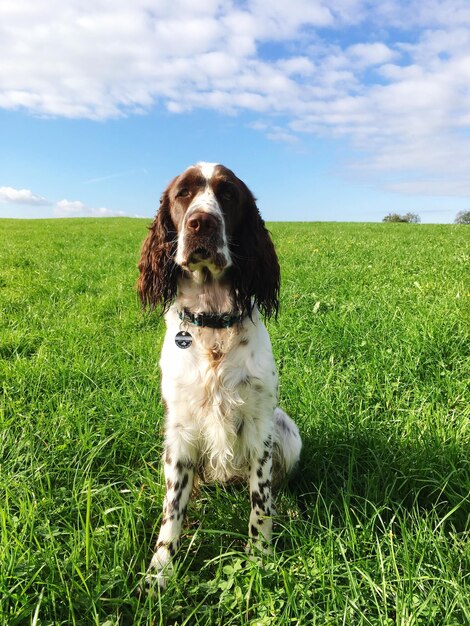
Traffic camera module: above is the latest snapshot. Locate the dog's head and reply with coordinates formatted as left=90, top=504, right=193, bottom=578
left=138, top=162, right=280, bottom=318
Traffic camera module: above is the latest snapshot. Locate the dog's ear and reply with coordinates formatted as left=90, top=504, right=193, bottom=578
left=230, top=183, right=280, bottom=319
left=138, top=185, right=179, bottom=312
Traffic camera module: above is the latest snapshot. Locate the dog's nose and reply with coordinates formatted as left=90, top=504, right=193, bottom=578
left=187, top=212, right=218, bottom=236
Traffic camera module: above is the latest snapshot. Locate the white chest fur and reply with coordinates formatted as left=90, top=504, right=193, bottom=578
left=159, top=306, right=278, bottom=481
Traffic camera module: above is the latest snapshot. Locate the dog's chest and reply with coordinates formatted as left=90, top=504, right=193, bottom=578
left=167, top=333, right=268, bottom=417
left=161, top=322, right=277, bottom=417
left=160, top=316, right=278, bottom=480
left=185, top=343, right=274, bottom=478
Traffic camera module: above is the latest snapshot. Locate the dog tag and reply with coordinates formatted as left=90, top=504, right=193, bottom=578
left=175, top=331, right=192, bottom=349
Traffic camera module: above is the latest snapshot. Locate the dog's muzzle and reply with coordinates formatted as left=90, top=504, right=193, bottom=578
left=180, top=211, right=228, bottom=272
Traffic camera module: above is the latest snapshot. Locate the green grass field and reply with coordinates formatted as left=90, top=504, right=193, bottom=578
left=1, top=218, right=469, bottom=625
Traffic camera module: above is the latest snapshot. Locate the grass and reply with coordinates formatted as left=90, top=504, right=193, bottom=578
left=0, top=217, right=469, bottom=625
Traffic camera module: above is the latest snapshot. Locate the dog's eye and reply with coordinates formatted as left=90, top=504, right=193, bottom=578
left=220, top=183, right=237, bottom=202
left=176, top=188, right=190, bottom=198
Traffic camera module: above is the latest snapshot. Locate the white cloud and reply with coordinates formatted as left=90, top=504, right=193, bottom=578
left=0, top=186, right=50, bottom=205
left=246, top=0, right=334, bottom=38
left=0, top=186, right=139, bottom=217
left=54, top=199, right=136, bottom=217
left=0, top=0, right=364, bottom=119
left=1, top=1, right=470, bottom=196
left=265, top=127, right=300, bottom=144
left=276, top=57, right=316, bottom=76
left=346, top=43, right=397, bottom=67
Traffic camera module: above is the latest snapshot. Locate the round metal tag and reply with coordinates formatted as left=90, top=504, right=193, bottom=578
left=175, top=331, right=193, bottom=349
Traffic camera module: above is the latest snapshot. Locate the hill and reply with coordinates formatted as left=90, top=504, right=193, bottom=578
left=1, top=218, right=469, bottom=624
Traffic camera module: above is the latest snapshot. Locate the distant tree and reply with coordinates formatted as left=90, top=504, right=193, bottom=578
left=383, top=212, right=421, bottom=223
left=403, top=212, right=421, bottom=223
left=383, top=213, right=402, bottom=223
left=455, top=210, right=470, bottom=224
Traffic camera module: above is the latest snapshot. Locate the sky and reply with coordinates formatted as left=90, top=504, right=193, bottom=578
left=1, top=0, right=470, bottom=223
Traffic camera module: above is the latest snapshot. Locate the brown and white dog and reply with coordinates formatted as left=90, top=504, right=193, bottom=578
left=138, top=162, right=301, bottom=589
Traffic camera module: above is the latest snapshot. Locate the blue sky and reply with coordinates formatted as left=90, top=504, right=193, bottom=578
left=1, top=0, right=470, bottom=223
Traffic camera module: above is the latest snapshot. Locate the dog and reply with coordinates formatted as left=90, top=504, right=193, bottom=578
left=138, top=162, right=302, bottom=588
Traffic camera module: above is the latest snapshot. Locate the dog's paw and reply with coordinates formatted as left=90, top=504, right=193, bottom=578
left=138, top=571, right=166, bottom=597
left=139, top=558, right=174, bottom=596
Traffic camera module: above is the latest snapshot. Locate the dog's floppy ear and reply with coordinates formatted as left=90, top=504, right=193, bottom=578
left=231, top=182, right=280, bottom=319
left=138, top=183, right=179, bottom=311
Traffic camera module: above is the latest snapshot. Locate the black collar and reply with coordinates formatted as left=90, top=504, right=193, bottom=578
left=178, top=308, right=246, bottom=329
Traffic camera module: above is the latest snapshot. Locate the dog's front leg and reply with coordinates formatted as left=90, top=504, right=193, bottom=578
left=248, top=433, right=273, bottom=550
left=146, top=447, right=195, bottom=590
